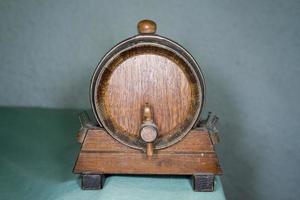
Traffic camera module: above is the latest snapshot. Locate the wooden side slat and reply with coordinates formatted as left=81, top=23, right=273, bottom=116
left=159, top=129, right=214, bottom=153
left=81, top=129, right=137, bottom=153
left=81, top=128, right=214, bottom=153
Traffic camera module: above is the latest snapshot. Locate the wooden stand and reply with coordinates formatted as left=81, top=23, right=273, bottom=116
left=73, top=126, right=222, bottom=191
left=73, top=20, right=223, bottom=192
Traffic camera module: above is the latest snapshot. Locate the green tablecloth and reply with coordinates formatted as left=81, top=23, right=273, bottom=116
left=0, top=107, right=226, bottom=200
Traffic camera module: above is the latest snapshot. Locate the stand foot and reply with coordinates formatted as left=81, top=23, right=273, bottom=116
left=192, top=174, right=214, bottom=192
left=81, top=174, right=105, bottom=190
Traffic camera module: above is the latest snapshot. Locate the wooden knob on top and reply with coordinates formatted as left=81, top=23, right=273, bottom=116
left=137, top=19, right=157, bottom=34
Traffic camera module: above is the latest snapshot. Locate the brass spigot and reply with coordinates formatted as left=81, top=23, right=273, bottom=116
left=140, top=103, right=158, bottom=157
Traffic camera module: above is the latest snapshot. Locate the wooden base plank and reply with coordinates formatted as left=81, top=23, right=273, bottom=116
left=73, top=128, right=223, bottom=175
left=74, top=152, right=221, bottom=175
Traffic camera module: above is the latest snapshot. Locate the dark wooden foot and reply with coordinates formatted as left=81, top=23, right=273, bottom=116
left=192, top=174, right=214, bottom=192
left=81, top=174, right=105, bottom=190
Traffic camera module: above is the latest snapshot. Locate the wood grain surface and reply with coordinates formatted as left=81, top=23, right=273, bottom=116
left=95, top=46, right=202, bottom=148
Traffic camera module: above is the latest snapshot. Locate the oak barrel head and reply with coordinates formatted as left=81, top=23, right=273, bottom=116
left=90, top=24, right=205, bottom=150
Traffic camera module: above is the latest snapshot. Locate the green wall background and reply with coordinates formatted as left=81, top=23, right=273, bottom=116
left=1, top=0, right=299, bottom=199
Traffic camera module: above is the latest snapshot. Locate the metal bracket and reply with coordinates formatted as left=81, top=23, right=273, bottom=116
left=76, top=111, right=100, bottom=143
left=197, top=112, right=220, bottom=145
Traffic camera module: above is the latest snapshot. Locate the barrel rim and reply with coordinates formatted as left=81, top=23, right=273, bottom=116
left=90, top=34, right=206, bottom=149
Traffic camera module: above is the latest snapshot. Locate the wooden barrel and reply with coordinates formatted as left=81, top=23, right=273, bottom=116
left=90, top=20, right=205, bottom=150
